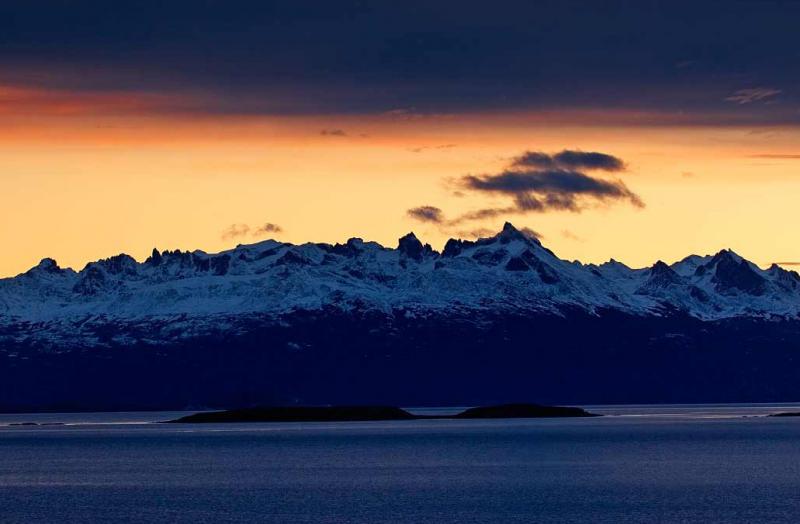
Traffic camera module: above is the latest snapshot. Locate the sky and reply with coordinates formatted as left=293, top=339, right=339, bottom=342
left=2, top=0, right=800, bottom=276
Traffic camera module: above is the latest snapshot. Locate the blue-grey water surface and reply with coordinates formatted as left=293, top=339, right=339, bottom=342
left=2, top=404, right=800, bottom=523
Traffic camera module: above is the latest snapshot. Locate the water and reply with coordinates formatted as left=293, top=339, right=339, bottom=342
left=3, top=405, right=800, bottom=523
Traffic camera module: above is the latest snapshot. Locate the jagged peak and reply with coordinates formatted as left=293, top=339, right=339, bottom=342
left=146, top=248, right=162, bottom=266
left=601, top=258, right=630, bottom=270
left=346, top=237, right=364, bottom=247
left=502, top=221, right=519, bottom=233
left=651, top=260, right=673, bottom=272
left=22, top=257, right=65, bottom=278
left=767, top=263, right=800, bottom=282
left=675, top=254, right=707, bottom=264
left=89, top=253, right=139, bottom=276
left=399, top=231, right=419, bottom=242
left=706, top=250, right=766, bottom=295
left=397, top=232, right=424, bottom=261
left=444, top=222, right=545, bottom=255
left=397, top=232, right=421, bottom=249
left=670, top=254, right=709, bottom=274
left=767, top=263, right=792, bottom=276
left=692, top=249, right=750, bottom=276
left=710, top=248, right=744, bottom=264
left=442, top=238, right=474, bottom=257
left=767, top=263, right=799, bottom=274
left=439, top=224, right=537, bottom=258
left=496, top=222, right=530, bottom=244
left=643, top=260, right=682, bottom=287
left=712, top=249, right=768, bottom=275
left=36, top=257, right=60, bottom=271
left=635, top=265, right=681, bottom=294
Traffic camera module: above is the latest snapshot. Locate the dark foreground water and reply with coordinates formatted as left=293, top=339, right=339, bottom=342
left=3, top=404, right=800, bottom=523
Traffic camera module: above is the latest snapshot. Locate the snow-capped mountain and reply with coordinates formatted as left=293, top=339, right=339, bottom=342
left=3, top=223, right=800, bottom=410
left=2, top=222, right=799, bottom=329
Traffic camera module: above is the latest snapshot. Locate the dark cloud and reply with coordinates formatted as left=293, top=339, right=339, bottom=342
left=775, top=262, right=800, bottom=267
left=512, top=150, right=625, bottom=172
left=0, top=2, right=798, bottom=122
left=561, top=229, right=583, bottom=241
left=407, top=206, right=444, bottom=223
left=254, top=222, right=283, bottom=235
left=554, top=150, right=625, bottom=171
left=462, top=169, right=643, bottom=212
left=511, top=152, right=554, bottom=169
left=412, top=148, right=643, bottom=227
left=320, top=129, right=347, bottom=136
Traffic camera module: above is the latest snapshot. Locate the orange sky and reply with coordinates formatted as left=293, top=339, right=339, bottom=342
left=2, top=85, right=800, bottom=277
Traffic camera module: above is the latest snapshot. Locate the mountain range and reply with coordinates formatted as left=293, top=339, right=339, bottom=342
left=2, top=223, right=800, bottom=411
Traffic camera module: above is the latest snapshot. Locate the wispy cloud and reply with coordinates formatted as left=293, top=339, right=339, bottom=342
left=408, top=144, right=457, bottom=153
left=253, top=222, right=283, bottom=235
left=445, top=225, right=542, bottom=241
left=320, top=128, right=347, bottom=136
left=0, top=84, right=180, bottom=117
left=561, top=229, right=583, bottom=241
left=407, top=206, right=444, bottom=223
left=748, top=154, right=800, bottom=159
left=222, top=221, right=283, bottom=241
left=725, top=87, right=782, bottom=105
left=221, top=223, right=251, bottom=240
left=453, top=228, right=495, bottom=239
left=520, top=227, right=543, bottom=240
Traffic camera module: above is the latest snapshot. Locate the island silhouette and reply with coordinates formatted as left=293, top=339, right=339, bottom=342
left=167, top=403, right=598, bottom=423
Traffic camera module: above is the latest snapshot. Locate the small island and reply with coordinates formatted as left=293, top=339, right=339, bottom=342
left=768, top=412, right=800, bottom=417
left=170, top=406, right=416, bottom=423
left=454, top=403, right=596, bottom=419
left=167, top=403, right=598, bottom=423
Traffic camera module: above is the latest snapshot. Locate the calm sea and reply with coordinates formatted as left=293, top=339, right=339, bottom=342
left=2, top=404, right=800, bottom=523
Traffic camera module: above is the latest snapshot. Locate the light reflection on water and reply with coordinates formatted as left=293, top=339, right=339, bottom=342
left=2, top=404, right=800, bottom=523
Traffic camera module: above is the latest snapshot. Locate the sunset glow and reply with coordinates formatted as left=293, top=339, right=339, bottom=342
left=2, top=1, right=800, bottom=276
